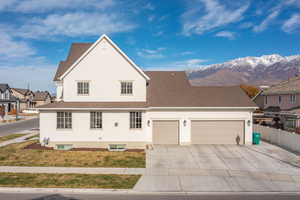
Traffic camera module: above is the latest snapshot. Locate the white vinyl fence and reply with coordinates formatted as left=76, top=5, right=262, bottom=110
left=254, top=124, right=300, bottom=153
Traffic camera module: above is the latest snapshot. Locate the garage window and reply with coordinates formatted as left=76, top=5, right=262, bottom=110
left=130, top=112, right=142, bottom=128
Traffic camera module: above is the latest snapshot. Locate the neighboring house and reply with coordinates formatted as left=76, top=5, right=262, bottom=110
left=11, top=88, right=35, bottom=111
left=252, top=90, right=264, bottom=110
left=38, top=35, right=257, bottom=150
left=33, top=91, right=52, bottom=107
left=258, top=76, right=300, bottom=129
left=0, top=84, right=18, bottom=114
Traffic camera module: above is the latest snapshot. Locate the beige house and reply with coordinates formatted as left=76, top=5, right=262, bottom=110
left=256, top=76, right=300, bottom=129
left=33, top=91, right=52, bottom=107
left=11, top=88, right=35, bottom=111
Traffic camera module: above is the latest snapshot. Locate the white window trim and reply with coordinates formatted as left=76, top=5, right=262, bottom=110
left=90, top=111, right=102, bottom=129
left=130, top=111, right=142, bottom=129
left=290, top=94, right=296, bottom=104
left=76, top=80, right=90, bottom=96
left=56, top=112, right=72, bottom=129
left=120, top=81, right=133, bottom=95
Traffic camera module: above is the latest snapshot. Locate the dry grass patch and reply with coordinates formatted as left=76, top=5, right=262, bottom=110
left=0, top=173, right=140, bottom=189
left=0, top=134, right=26, bottom=143
left=0, top=141, right=145, bottom=168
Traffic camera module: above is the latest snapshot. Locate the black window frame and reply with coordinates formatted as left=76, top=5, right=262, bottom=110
left=90, top=111, right=102, bottom=129
left=130, top=112, right=142, bottom=129
left=77, top=81, right=89, bottom=95
left=121, top=82, right=133, bottom=95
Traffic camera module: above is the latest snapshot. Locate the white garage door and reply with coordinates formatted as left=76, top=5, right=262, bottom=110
left=153, top=120, right=179, bottom=145
left=191, top=120, right=244, bottom=144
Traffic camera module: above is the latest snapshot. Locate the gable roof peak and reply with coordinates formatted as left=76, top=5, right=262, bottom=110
left=57, top=34, right=150, bottom=81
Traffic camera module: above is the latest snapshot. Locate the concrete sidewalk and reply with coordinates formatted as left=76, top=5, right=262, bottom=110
left=0, top=132, right=38, bottom=147
left=0, top=166, right=145, bottom=175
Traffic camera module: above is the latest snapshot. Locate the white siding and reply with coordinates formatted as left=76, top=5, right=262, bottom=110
left=63, top=38, right=147, bottom=102
left=40, top=110, right=253, bottom=146
left=40, top=111, right=147, bottom=143
left=55, top=81, right=63, bottom=101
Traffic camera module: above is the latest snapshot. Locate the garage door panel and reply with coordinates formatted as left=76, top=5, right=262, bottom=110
left=153, top=120, right=179, bottom=145
left=191, top=120, right=244, bottom=144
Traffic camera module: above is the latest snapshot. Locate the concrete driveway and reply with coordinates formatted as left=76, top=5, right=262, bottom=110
left=134, top=142, right=300, bottom=192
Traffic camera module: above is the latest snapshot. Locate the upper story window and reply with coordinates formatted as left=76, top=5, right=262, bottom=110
left=265, top=96, right=268, bottom=104
left=130, top=112, right=142, bottom=129
left=77, top=81, right=89, bottom=95
left=90, top=112, right=102, bottom=129
left=278, top=96, right=282, bottom=104
left=57, top=112, right=72, bottom=129
left=121, top=81, right=133, bottom=95
left=290, top=94, right=296, bottom=103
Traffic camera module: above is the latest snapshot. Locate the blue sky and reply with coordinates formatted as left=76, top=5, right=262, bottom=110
left=1, top=0, right=300, bottom=92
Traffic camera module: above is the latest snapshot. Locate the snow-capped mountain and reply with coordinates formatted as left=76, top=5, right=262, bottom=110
left=188, top=54, right=300, bottom=86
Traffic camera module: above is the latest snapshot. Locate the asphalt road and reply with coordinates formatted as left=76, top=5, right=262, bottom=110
left=0, top=118, right=39, bottom=136
left=0, top=193, right=300, bottom=200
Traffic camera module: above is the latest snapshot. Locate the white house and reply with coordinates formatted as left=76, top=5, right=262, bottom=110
left=38, top=35, right=257, bottom=150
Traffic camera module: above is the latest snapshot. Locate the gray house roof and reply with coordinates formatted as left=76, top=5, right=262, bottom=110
left=0, top=84, right=9, bottom=93
left=262, top=76, right=300, bottom=95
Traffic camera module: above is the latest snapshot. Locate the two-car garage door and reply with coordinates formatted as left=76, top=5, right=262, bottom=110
left=152, top=120, right=244, bottom=145
left=191, top=120, right=244, bottom=144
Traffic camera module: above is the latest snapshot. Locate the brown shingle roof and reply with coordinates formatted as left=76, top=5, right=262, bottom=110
left=54, top=43, right=92, bottom=81
left=12, top=88, right=31, bottom=96
left=33, top=91, right=51, bottom=101
left=262, top=76, right=300, bottom=95
left=39, top=71, right=256, bottom=109
left=145, top=71, right=256, bottom=108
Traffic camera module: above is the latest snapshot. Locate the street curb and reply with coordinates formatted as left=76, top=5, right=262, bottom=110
left=0, top=187, right=300, bottom=194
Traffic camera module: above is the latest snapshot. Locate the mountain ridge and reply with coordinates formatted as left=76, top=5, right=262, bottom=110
left=188, top=54, right=300, bottom=86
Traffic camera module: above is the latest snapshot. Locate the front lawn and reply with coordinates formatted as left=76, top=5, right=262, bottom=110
left=0, top=141, right=145, bottom=168
left=0, top=173, right=140, bottom=189
left=0, top=134, right=26, bottom=143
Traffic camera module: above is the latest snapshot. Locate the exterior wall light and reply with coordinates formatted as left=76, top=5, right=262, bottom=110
left=147, top=120, right=151, bottom=127
left=183, top=120, right=187, bottom=127
left=114, top=122, right=118, bottom=127
left=247, top=120, right=251, bottom=127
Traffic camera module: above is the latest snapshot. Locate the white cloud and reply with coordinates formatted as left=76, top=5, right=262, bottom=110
left=153, top=31, right=164, bottom=37
left=285, top=0, right=300, bottom=8
left=148, top=15, right=155, bottom=22
left=137, top=48, right=166, bottom=59
left=0, top=0, right=114, bottom=12
left=0, top=32, right=35, bottom=59
left=239, top=22, right=254, bottom=29
left=282, top=13, right=300, bottom=33
left=215, top=31, right=236, bottom=40
left=16, top=13, right=136, bottom=39
left=0, top=64, right=56, bottom=92
left=180, top=51, right=194, bottom=56
left=144, top=3, right=155, bottom=10
left=145, top=59, right=208, bottom=71
left=182, top=0, right=249, bottom=35
left=253, top=10, right=280, bottom=32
